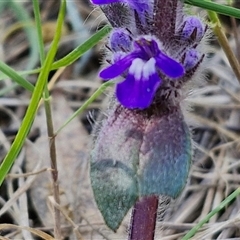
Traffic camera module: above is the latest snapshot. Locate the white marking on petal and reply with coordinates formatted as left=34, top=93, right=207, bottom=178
left=142, top=58, right=156, bottom=80
left=129, top=58, right=145, bottom=80
left=129, top=58, right=156, bottom=81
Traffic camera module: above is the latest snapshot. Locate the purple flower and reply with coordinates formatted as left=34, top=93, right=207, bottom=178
left=91, top=0, right=206, bottom=109
left=100, top=34, right=184, bottom=109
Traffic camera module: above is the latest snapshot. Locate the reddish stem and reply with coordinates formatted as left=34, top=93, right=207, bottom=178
left=128, top=195, right=159, bottom=240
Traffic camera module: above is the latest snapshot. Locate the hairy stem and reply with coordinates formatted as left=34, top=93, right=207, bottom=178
left=128, top=196, right=159, bottom=240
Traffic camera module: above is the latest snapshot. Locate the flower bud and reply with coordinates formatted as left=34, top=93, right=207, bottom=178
left=180, top=16, right=206, bottom=42
left=110, top=28, right=132, bottom=52
left=183, top=48, right=202, bottom=71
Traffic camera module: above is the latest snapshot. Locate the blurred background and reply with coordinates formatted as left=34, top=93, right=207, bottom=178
left=0, top=0, right=240, bottom=239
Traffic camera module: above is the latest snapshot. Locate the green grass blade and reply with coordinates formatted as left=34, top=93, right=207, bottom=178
left=184, top=0, right=240, bottom=19
left=56, top=80, right=114, bottom=135
left=0, top=68, right=40, bottom=81
left=32, top=0, right=45, bottom=65
left=0, top=26, right=111, bottom=82
left=182, top=188, right=240, bottom=240
left=8, top=0, right=39, bottom=70
left=0, top=61, right=34, bottom=92
left=0, top=0, right=66, bottom=187
left=51, top=25, right=112, bottom=69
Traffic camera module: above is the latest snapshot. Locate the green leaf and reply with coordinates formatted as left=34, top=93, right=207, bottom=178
left=0, top=26, right=111, bottom=85
left=51, top=25, right=112, bottom=70
left=8, top=0, right=39, bottom=70
left=55, top=80, right=114, bottom=135
left=32, top=0, right=45, bottom=65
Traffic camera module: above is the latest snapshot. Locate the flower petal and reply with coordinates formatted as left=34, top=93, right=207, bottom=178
left=91, top=0, right=122, bottom=4
left=91, top=0, right=150, bottom=12
left=116, top=72, right=161, bottom=109
left=155, top=53, right=184, bottom=78
left=100, top=55, right=133, bottom=79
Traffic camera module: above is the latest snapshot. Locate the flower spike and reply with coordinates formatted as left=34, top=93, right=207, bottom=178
left=91, top=0, right=208, bottom=233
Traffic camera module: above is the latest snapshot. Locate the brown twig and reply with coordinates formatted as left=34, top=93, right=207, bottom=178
left=44, top=98, right=61, bottom=239
left=208, top=10, right=240, bottom=83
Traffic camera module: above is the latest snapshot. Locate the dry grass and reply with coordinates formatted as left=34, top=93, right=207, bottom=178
left=0, top=0, right=240, bottom=239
